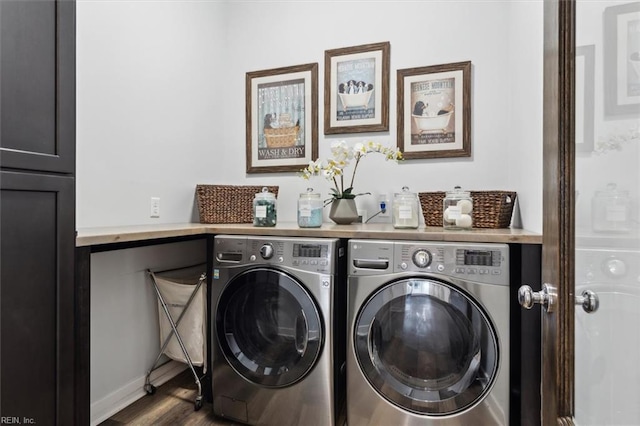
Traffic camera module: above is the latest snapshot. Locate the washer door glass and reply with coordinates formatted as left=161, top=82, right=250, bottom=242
left=217, top=268, right=323, bottom=388
left=354, top=278, right=499, bottom=415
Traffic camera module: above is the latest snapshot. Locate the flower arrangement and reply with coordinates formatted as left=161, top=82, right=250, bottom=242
left=300, top=140, right=403, bottom=202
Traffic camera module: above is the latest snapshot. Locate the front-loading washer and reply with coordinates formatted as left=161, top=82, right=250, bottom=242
left=211, top=235, right=346, bottom=426
left=347, top=239, right=510, bottom=425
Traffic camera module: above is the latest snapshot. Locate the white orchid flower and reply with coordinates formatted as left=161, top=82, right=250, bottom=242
left=299, top=140, right=403, bottom=201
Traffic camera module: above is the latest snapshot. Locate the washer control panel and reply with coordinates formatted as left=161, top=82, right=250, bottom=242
left=214, top=235, right=338, bottom=274
left=349, top=239, right=509, bottom=286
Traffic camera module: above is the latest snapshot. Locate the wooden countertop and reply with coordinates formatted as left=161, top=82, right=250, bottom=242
left=76, top=222, right=542, bottom=247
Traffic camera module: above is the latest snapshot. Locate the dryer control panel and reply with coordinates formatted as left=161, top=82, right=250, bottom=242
left=349, top=239, right=509, bottom=286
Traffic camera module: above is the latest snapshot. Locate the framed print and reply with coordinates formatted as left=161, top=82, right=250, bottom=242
left=604, top=2, right=640, bottom=117
left=576, top=45, right=595, bottom=153
left=397, top=61, right=471, bottom=160
left=246, top=63, right=318, bottom=174
left=324, top=41, right=390, bottom=134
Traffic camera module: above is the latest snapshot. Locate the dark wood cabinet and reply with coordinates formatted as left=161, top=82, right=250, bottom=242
left=0, top=172, right=76, bottom=424
left=0, top=0, right=75, bottom=173
left=0, top=0, right=80, bottom=423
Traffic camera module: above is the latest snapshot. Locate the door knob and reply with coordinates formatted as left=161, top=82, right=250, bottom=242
left=518, top=283, right=557, bottom=313
left=576, top=289, right=599, bottom=313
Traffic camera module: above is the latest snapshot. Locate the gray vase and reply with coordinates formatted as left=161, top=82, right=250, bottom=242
left=329, top=198, right=359, bottom=225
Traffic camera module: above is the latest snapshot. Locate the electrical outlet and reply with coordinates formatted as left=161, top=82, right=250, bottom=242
left=378, top=197, right=390, bottom=218
left=150, top=197, right=160, bottom=218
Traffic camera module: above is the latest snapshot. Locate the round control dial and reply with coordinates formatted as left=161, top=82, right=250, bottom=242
left=412, top=249, right=432, bottom=268
left=603, top=257, right=626, bottom=278
left=260, top=243, right=274, bottom=259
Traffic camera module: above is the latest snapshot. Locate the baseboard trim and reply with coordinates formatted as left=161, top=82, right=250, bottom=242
left=90, top=360, right=187, bottom=426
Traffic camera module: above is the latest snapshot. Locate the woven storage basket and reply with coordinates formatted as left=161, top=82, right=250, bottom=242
left=196, top=185, right=279, bottom=224
left=418, top=191, right=517, bottom=228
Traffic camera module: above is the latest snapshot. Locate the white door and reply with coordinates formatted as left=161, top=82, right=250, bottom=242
left=529, top=1, right=640, bottom=424
left=574, top=1, right=640, bottom=425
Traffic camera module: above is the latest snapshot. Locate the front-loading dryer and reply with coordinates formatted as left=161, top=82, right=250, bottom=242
left=347, top=239, right=510, bottom=425
left=211, top=235, right=346, bottom=426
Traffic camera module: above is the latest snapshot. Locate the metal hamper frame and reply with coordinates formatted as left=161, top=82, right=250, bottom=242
left=143, top=265, right=207, bottom=411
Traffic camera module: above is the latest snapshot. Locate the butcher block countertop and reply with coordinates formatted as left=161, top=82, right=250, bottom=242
left=76, top=222, right=542, bottom=247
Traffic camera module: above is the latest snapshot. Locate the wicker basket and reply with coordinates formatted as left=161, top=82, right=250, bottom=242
left=196, top=185, right=279, bottom=224
left=418, top=191, right=517, bottom=228
left=264, top=126, right=299, bottom=148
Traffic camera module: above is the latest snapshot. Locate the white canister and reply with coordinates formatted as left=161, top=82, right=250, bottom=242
left=443, top=186, right=473, bottom=230
left=393, top=186, right=419, bottom=229
left=591, top=183, right=631, bottom=233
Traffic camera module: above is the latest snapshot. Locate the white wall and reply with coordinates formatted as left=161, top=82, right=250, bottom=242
left=77, top=0, right=226, bottom=227
left=77, top=0, right=544, bottom=233
left=506, top=1, right=544, bottom=230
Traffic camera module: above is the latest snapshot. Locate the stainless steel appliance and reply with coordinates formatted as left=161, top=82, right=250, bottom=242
left=347, top=239, right=510, bottom=425
left=211, top=235, right=346, bottom=426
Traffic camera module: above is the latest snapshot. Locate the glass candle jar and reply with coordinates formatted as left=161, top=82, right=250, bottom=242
left=298, top=188, right=323, bottom=228
left=591, top=183, right=631, bottom=233
left=253, top=187, right=277, bottom=227
left=443, top=186, right=473, bottom=230
left=393, top=186, right=419, bottom=229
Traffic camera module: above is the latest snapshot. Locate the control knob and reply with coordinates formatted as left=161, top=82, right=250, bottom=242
left=412, top=249, right=432, bottom=268
left=260, top=243, right=274, bottom=259
left=603, top=257, right=626, bottom=278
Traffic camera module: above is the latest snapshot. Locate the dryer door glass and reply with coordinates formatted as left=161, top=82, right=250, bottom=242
left=354, top=278, right=499, bottom=415
left=217, top=268, right=323, bottom=388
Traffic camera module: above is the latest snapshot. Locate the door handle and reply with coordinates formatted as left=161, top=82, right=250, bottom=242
left=295, top=310, right=308, bottom=357
left=575, top=289, right=599, bottom=313
left=518, top=283, right=557, bottom=313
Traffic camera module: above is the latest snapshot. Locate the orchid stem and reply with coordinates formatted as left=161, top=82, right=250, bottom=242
left=332, top=176, right=340, bottom=196
left=350, top=155, right=361, bottom=189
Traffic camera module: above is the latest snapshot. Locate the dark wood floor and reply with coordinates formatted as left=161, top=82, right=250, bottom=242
left=100, top=370, right=347, bottom=425
left=100, top=370, right=242, bottom=426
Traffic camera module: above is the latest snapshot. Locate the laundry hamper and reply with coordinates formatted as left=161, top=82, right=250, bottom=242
left=144, top=265, right=207, bottom=411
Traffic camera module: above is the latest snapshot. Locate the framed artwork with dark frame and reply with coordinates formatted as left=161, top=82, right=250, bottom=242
left=604, top=1, right=640, bottom=117
left=246, top=63, right=318, bottom=174
left=324, top=41, right=390, bottom=134
left=397, top=61, right=471, bottom=160
left=576, top=45, right=595, bottom=153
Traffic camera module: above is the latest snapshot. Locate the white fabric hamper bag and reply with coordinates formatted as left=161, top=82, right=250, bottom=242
left=154, top=270, right=206, bottom=371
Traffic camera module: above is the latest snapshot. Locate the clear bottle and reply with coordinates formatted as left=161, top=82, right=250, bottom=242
left=298, top=188, right=323, bottom=228
left=591, top=183, right=631, bottom=233
left=443, top=186, right=473, bottom=230
left=253, top=187, right=277, bottom=227
left=393, top=186, right=419, bottom=229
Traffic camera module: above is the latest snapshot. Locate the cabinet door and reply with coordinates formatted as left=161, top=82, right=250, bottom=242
left=0, top=0, right=75, bottom=173
left=0, top=171, right=75, bottom=424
